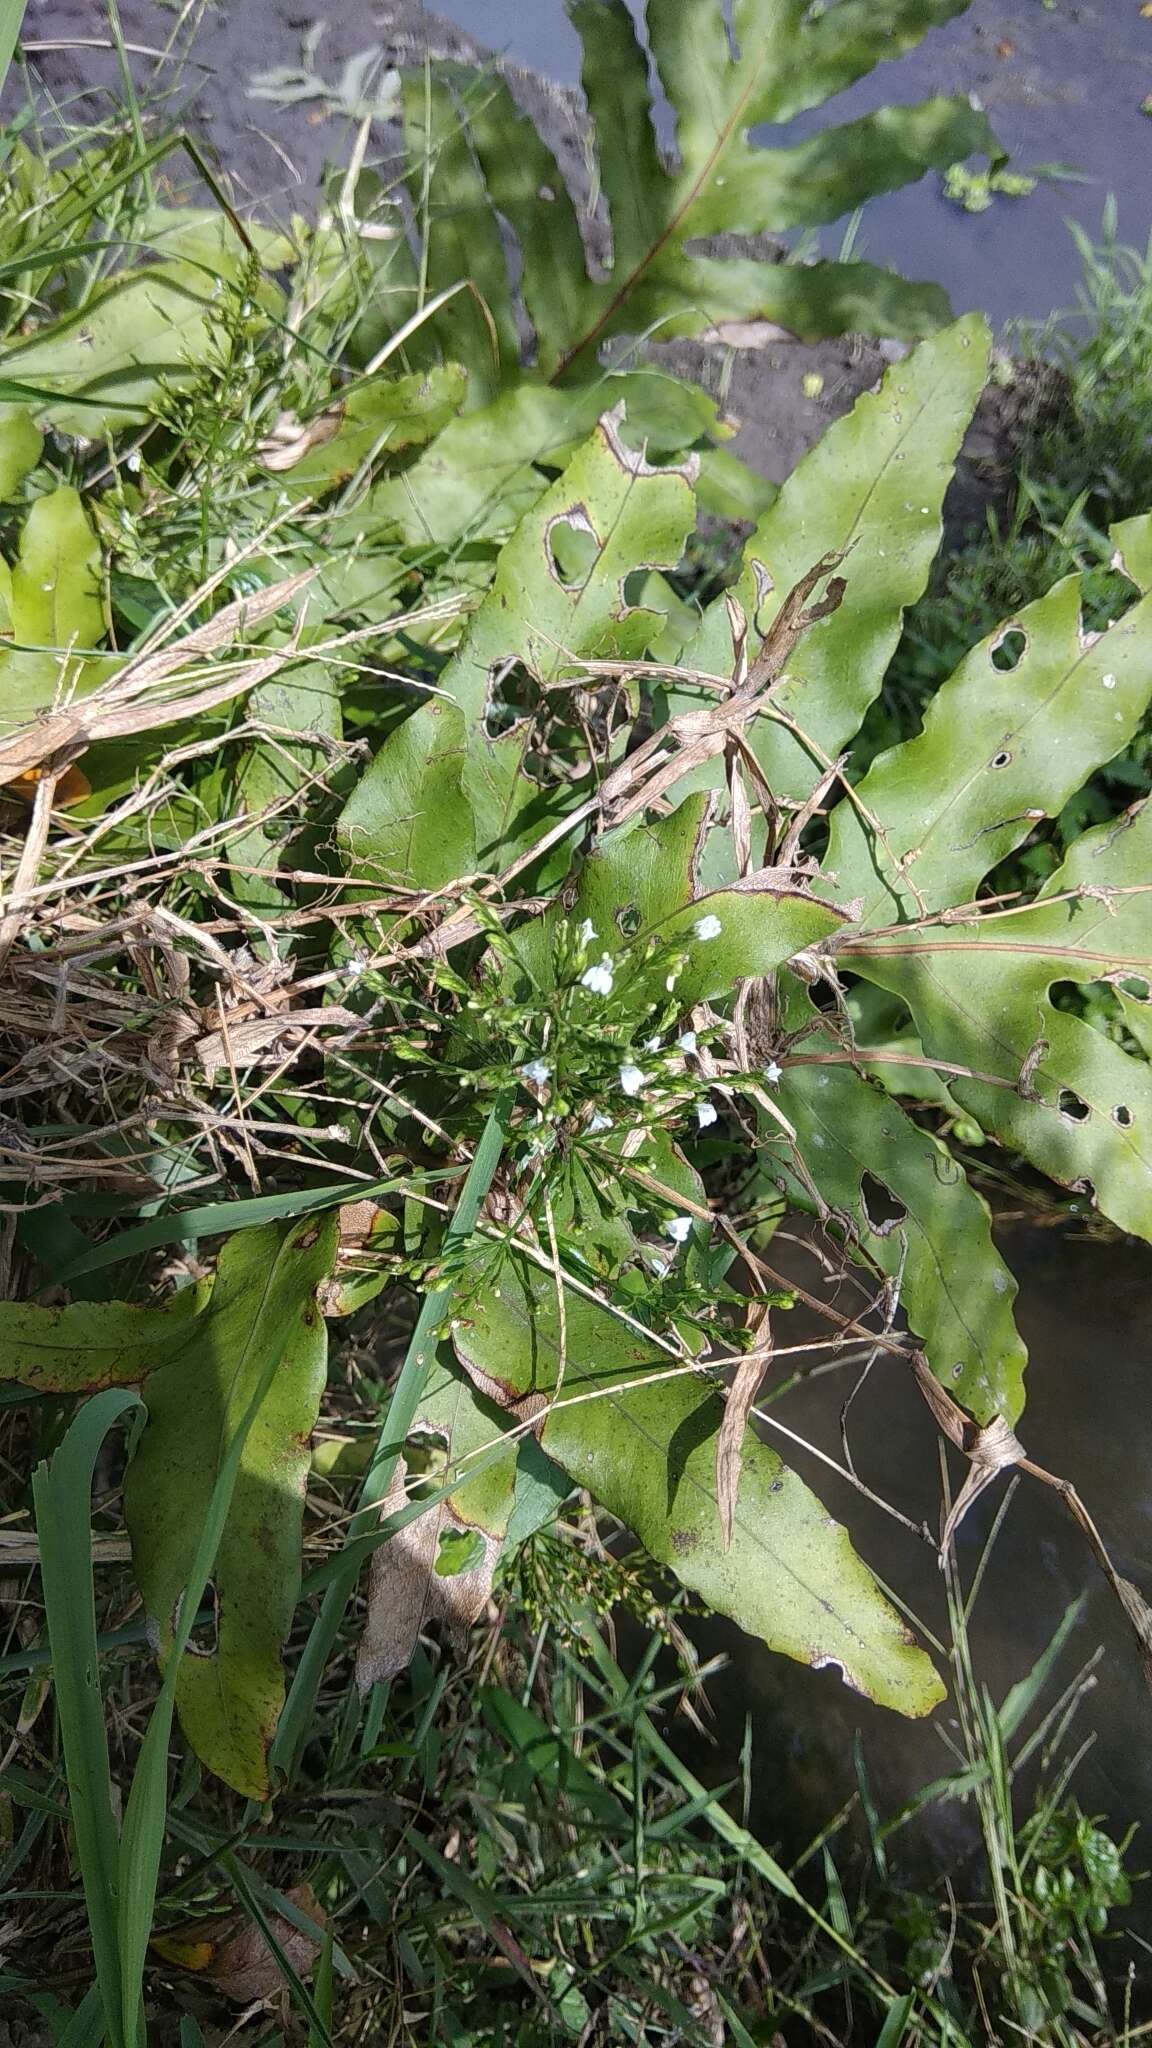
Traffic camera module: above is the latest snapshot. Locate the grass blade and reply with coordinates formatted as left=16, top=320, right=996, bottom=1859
left=33, top=1388, right=143, bottom=2048
left=272, top=1091, right=514, bottom=1781
left=55, top=1168, right=451, bottom=1283
left=0, top=0, right=27, bottom=97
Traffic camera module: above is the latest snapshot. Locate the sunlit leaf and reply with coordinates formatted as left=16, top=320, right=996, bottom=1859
left=454, top=1255, right=944, bottom=1717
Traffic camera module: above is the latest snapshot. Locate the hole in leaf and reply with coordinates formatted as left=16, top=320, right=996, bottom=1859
left=484, top=658, right=541, bottom=738
left=435, top=1526, right=486, bottom=1578
left=1058, top=1087, right=1090, bottom=1123
left=1113, top=1103, right=1134, bottom=1127
left=179, top=1580, right=218, bottom=1658
left=859, top=1172, right=908, bottom=1237
left=990, top=749, right=1012, bottom=769
left=621, top=565, right=653, bottom=609
left=545, top=506, right=599, bottom=589
left=990, top=627, right=1027, bottom=671
left=1119, top=974, right=1152, bottom=1004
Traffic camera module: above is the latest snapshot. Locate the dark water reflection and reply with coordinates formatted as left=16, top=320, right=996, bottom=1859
left=661, top=1226, right=1152, bottom=1902
left=442, top=0, right=1152, bottom=329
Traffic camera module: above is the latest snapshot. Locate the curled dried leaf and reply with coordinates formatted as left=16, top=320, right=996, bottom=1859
left=716, top=1314, right=773, bottom=1552
left=258, top=404, right=345, bottom=471
left=355, top=1461, right=500, bottom=1692
left=152, top=1884, right=326, bottom=2003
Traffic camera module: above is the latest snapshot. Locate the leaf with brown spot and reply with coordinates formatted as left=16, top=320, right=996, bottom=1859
left=125, top=1217, right=338, bottom=1797
left=0, top=1287, right=209, bottom=1395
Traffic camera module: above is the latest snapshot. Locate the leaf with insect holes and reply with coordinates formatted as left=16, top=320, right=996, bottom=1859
left=828, top=526, right=1152, bottom=925
left=517, top=794, right=848, bottom=1013
left=367, top=369, right=736, bottom=547
left=453, top=1255, right=943, bottom=1716
left=769, top=993, right=1027, bottom=1423
left=669, top=315, right=992, bottom=807
left=338, top=410, right=698, bottom=889
left=379, top=1, right=999, bottom=394
left=844, top=800, right=1152, bottom=1242
left=124, top=1217, right=337, bottom=1799
left=0, top=486, right=107, bottom=735
left=575, top=793, right=713, bottom=941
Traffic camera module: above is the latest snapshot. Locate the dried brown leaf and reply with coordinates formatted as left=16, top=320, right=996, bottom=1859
left=193, top=1004, right=358, bottom=1074
left=355, top=1461, right=500, bottom=1692
left=716, top=1316, right=773, bottom=1551
left=153, top=1884, right=326, bottom=2004
left=0, top=571, right=316, bottom=786
left=258, top=404, right=345, bottom=471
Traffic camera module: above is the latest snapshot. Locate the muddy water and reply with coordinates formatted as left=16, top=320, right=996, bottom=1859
left=667, top=1225, right=1152, bottom=1892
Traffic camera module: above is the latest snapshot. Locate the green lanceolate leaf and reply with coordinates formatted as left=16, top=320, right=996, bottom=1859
left=844, top=801, right=1152, bottom=1241
left=673, top=315, right=991, bottom=805
left=338, top=692, right=477, bottom=898
left=453, top=1254, right=944, bottom=1717
left=828, top=530, right=1152, bottom=924
left=124, top=1218, right=338, bottom=1798
left=0, top=1285, right=206, bottom=1393
left=0, top=404, right=41, bottom=495
left=338, top=410, right=697, bottom=888
left=33, top=1389, right=145, bottom=2048
left=769, top=1000, right=1027, bottom=1423
left=223, top=661, right=343, bottom=913
left=638, top=884, right=846, bottom=1010
left=0, top=484, right=106, bottom=733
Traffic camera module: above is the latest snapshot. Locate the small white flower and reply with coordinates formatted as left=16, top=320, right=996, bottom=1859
left=695, top=1100, right=718, bottom=1130
left=618, top=1062, right=649, bottom=1097
left=519, top=1059, right=552, bottom=1086
left=344, top=954, right=368, bottom=980
left=644, top=1035, right=661, bottom=1053
left=678, top=1030, right=698, bottom=1055
left=587, top=1110, right=614, bottom=1134
left=763, top=1060, right=783, bottom=1085
left=125, top=448, right=142, bottom=474
left=580, top=956, right=615, bottom=995
left=664, top=1215, right=693, bottom=1244
left=693, top=913, right=722, bottom=941
left=578, top=917, right=597, bottom=945
left=648, top=1251, right=672, bottom=1278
